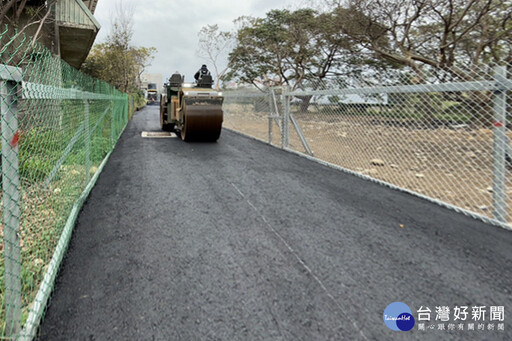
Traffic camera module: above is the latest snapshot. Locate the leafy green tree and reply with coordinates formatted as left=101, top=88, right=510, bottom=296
left=326, top=0, right=512, bottom=124
left=227, top=9, right=356, bottom=91
left=81, top=44, right=156, bottom=93
left=81, top=3, right=156, bottom=93
left=337, top=0, right=512, bottom=79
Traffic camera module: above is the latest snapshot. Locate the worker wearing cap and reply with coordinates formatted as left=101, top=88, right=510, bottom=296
left=194, top=64, right=211, bottom=82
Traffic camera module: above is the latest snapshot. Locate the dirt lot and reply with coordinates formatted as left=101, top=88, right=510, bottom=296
left=223, top=103, right=512, bottom=225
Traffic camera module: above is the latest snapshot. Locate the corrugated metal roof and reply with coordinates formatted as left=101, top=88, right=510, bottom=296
left=55, top=0, right=101, bottom=30
left=82, top=0, right=99, bottom=14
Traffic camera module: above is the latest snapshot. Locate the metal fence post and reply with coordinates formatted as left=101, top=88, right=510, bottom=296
left=268, top=90, right=274, bottom=144
left=492, top=65, right=508, bottom=222
left=281, top=86, right=290, bottom=149
left=1, top=68, right=22, bottom=338
left=84, top=99, right=91, bottom=184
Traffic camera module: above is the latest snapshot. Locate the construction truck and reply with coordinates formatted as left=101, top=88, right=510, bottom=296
left=146, top=83, right=158, bottom=105
left=159, top=72, right=223, bottom=141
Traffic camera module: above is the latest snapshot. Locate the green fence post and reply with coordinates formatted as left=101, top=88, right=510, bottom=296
left=1, top=67, right=22, bottom=338
left=114, top=98, right=119, bottom=139
left=125, top=94, right=128, bottom=125
left=84, top=99, right=91, bottom=184
left=122, top=95, right=126, bottom=129
left=110, top=89, right=115, bottom=149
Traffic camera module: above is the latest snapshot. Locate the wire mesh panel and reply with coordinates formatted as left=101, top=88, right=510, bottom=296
left=223, top=64, right=512, bottom=228
left=223, top=89, right=281, bottom=145
left=0, top=28, right=130, bottom=339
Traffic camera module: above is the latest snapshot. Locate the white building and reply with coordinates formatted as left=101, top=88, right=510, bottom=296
left=141, top=73, right=164, bottom=94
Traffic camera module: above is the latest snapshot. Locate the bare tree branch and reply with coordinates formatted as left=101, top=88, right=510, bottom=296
left=31, top=1, right=57, bottom=47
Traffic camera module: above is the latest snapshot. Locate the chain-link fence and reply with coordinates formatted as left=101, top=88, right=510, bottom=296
left=0, top=29, right=131, bottom=339
left=223, top=64, right=512, bottom=229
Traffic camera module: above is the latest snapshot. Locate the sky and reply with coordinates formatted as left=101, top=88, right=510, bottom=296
left=93, top=0, right=303, bottom=85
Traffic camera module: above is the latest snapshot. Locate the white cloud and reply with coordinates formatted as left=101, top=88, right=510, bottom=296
left=93, top=0, right=296, bottom=85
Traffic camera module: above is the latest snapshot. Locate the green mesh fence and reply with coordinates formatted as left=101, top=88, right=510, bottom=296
left=0, top=27, right=132, bottom=339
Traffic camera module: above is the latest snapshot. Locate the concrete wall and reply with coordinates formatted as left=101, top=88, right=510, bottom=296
left=141, top=73, right=164, bottom=93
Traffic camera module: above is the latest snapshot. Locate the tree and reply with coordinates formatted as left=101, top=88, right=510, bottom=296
left=337, top=0, right=512, bottom=79
left=226, top=8, right=372, bottom=112
left=330, top=0, right=512, bottom=124
left=81, top=44, right=156, bottom=93
left=81, top=2, right=156, bottom=93
left=0, top=0, right=58, bottom=46
left=227, top=9, right=356, bottom=91
left=197, top=24, right=234, bottom=90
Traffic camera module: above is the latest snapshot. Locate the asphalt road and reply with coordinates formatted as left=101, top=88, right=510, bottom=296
left=37, top=105, right=512, bottom=340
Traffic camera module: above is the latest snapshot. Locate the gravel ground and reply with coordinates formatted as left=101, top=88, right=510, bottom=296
left=37, top=106, right=512, bottom=340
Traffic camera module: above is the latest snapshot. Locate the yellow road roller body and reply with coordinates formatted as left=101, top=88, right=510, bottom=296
left=160, top=72, right=223, bottom=141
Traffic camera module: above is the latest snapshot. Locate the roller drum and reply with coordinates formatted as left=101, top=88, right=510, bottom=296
left=181, top=97, right=223, bottom=141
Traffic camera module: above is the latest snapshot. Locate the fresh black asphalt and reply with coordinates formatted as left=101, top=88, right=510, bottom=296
left=37, top=106, right=512, bottom=340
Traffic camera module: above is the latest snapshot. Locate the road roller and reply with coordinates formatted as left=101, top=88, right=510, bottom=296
left=159, top=72, right=223, bottom=141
